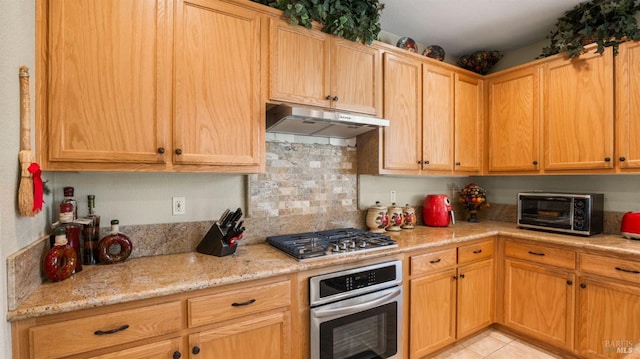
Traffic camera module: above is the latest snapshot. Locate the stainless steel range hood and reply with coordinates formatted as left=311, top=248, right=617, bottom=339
left=266, top=104, right=388, bottom=139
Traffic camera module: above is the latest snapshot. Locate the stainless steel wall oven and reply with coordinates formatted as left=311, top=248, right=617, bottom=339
left=309, top=260, right=403, bottom=359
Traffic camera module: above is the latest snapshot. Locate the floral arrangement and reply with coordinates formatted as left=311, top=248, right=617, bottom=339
left=459, top=183, right=490, bottom=211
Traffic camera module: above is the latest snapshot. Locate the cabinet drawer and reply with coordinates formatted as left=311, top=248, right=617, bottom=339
left=188, top=280, right=291, bottom=328
left=504, top=240, right=575, bottom=269
left=411, top=248, right=457, bottom=276
left=30, top=301, right=182, bottom=359
left=458, top=239, right=494, bottom=264
left=580, top=253, right=640, bottom=284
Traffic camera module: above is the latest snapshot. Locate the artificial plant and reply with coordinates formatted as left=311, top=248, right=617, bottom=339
left=252, top=0, right=384, bottom=45
left=539, top=0, right=640, bottom=58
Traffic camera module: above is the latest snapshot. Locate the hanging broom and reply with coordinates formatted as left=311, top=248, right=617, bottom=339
left=18, top=66, right=41, bottom=217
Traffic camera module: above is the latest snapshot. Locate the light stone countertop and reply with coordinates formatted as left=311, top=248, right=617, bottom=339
left=7, top=221, right=640, bottom=322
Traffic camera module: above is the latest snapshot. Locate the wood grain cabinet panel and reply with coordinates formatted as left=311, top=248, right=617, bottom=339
left=42, top=0, right=172, bottom=167
left=422, top=64, right=455, bottom=172
left=382, top=52, right=423, bottom=171
left=29, top=301, right=182, bottom=359
left=503, top=259, right=575, bottom=350
left=542, top=48, right=614, bottom=171
left=486, top=66, right=540, bottom=173
left=615, top=40, right=640, bottom=171
left=87, top=338, right=182, bottom=359
left=174, top=0, right=263, bottom=167
left=269, top=19, right=382, bottom=116
left=457, top=259, right=494, bottom=338
left=454, top=73, right=484, bottom=173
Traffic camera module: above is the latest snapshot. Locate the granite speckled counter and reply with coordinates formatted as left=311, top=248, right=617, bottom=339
left=8, top=221, right=640, bottom=321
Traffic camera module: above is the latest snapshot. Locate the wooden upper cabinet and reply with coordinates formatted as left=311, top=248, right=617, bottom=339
left=269, top=19, right=382, bottom=116
left=41, top=0, right=172, bottom=168
left=174, top=0, right=263, bottom=168
left=382, top=52, right=422, bottom=172
left=331, top=38, right=383, bottom=116
left=487, top=66, right=540, bottom=173
left=615, top=41, right=640, bottom=171
left=542, top=48, right=614, bottom=171
left=454, top=73, right=483, bottom=173
left=422, top=64, right=455, bottom=172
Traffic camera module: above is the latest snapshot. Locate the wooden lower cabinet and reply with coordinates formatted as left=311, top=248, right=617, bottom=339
left=409, top=239, right=495, bottom=358
left=410, top=268, right=458, bottom=358
left=457, top=259, right=494, bottom=338
left=87, top=338, right=182, bottom=359
left=189, top=311, right=290, bottom=359
left=503, top=258, right=575, bottom=350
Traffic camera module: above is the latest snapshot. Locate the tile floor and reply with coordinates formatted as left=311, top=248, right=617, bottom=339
left=431, top=328, right=564, bottom=359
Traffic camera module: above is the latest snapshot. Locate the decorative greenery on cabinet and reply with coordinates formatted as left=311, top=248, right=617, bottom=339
left=252, top=0, right=384, bottom=44
left=540, top=0, right=640, bottom=58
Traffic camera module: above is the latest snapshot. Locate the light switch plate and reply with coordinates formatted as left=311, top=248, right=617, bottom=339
left=172, top=197, right=185, bottom=215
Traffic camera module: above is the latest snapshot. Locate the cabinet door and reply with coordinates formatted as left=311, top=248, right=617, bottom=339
left=189, top=311, right=290, bottom=359
left=382, top=53, right=422, bottom=172
left=503, top=259, right=575, bottom=350
left=422, top=64, right=455, bottom=172
left=457, top=259, right=494, bottom=338
left=269, top=19, right=331, bottom=108
left=454, top=73, right=483, bottom=173
left=410, top=269, right=457, bottom=358
left=88, top=338, right=181, bottom=359
left=175, top=0, right=262, bottom=167
left=615, top=41, right=640, bottom=170
left=543, top=49, right=614, bottom=171
left=331, top=38, right=382, bottom=116
left=45, top=0, right=171, bottom=166
left=576, top=277, right=640, bottom=359
left=487, top=66, right=540, bottom=172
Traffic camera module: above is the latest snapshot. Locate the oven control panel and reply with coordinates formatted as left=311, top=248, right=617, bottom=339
left=309, top=260, right=402, bottom=306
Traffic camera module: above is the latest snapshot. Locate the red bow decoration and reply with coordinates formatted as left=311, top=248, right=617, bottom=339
left=28, top=162, right=44, bottom=213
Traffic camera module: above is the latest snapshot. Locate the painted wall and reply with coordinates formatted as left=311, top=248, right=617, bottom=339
left=0, top=1, right=46, bottom=356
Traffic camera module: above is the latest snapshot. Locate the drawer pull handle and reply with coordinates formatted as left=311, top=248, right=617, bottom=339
left=473, top=249, right=482, bottom=254
left=429, top=258, right=441, bottom=264
left=615, top=267, right=640, bottom=274
left=94, top=324, right=129, bottom=336
left=528, top=251, right=545, bottom=256
left=231, top=298, right=256, bottom=307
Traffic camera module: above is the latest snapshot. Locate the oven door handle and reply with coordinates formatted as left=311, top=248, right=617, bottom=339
left=312, top=288, right=401, bottom=319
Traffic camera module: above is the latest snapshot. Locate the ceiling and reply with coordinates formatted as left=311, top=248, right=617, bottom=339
left=379, top=0, right=585, bottom=57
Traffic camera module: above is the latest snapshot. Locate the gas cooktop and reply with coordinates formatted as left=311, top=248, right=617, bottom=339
left=266, top=228, right=397, bottom=261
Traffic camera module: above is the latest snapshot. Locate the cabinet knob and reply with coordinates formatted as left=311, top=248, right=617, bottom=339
left=333, top=96, right=339, bottom=102
left=459, top=273, right=465, bottom=279
left=566, top=280, right=573, bottom=285
left=533, top=160, right=538, bottom=165
left=620, top=157, right=626, bottom=162
left=580, top=283, right=587, bottom=289
left=175, top=148, right=183, bottom=155
left=192, top=346, right=201, bottom=355
left=417, top=160, right=422, bottom=164
left=453, top=275, right=458, bottom=280
left=604, top=157, right=611, bottom=162
left=326, top=95, right=332, bottom=100
left=157, top=147, right=165, bottom=154
left=173, top=351, right=182, bottom=359
left=455, top=162, right=461, bottom=166
left=425, top=160, right=430, bottom=165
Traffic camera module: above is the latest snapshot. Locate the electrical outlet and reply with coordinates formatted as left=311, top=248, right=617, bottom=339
left=172, top=197, right=185, bottom=215
left=390, top=190, right=397, bottom=204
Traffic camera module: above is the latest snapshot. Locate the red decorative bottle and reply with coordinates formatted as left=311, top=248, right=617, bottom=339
left=99, top=220, right=132, bottom=264
left=44, top=227, right=77, bottom=282
left=62, top=186, right=78, bottom=220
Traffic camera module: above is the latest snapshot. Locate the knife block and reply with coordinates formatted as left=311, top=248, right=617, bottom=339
left=196, top=223, right=237, bottom=257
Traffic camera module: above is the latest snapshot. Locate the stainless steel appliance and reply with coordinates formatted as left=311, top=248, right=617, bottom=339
left=266, top=228, right=397, bottom=261
left=266, top=104, right=389, bottom=138
left=517, top=192, right=604, bottom=236
left=309, top=260, right=403, bottom=359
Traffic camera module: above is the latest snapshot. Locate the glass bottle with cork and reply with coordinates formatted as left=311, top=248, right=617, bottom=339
left=99, top=219, right=133, bottom=264
left=57, top=202, right=83, bottom=273
left=62, top=186, right=78, bottom=220
left=82, top=195, right=101, bottom=265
